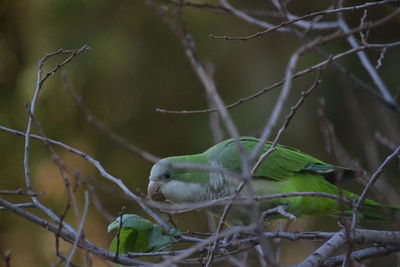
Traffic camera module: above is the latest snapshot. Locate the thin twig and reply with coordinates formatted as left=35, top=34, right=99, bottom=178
left=260, top=205, right=297, bottom=222
left=0, top=202, right=36, bottom=211
left=127, top=249, right=189, bottom=258
left=24, top=45, right=90, bottom=195
left=337, top=1, right=396, bottom=105
left=295, top=230, right=347, bottom=267
left=252, top=60, right=328, bottom=174
left=375, top=132, right=400, bottom=153
left=65, top=191, right=90, bottom=267
left=115, top=207, right=126, bottom=257
left=352, top=147, right=400, bottom=228
left=22, top=45, right=89, bottom=234
left=149, top=192, right=352, bottom=214
left=322, top=245, right=400, bottom=266
left=375, top=47, right=387, bottom=70
left=218, top=1, right=400, bottom=114
left=250, top=6, right=400, bottom=164
left=158, top=225, right=254, bottom=266
left=0, top=197, right=149, bottom=266
left=151, top=4, right=266, bottom=265
left=0, top=124, right=171, bottom=231
left=210, top=0, right=398, bottom=41
left=297, top=147, right=400, bottom=266
left=0, top=189, right=44, bottom=196
left=218, top=0, right=288, bottom=33
left=156, top=40, right=400, bottom=115
left=29, top=110, right=81, bottom=226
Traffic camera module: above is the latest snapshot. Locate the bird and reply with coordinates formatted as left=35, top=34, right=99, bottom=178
left=148, top=137, right=398, bottom=225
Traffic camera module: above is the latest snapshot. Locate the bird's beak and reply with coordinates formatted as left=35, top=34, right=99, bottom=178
left=148, top=181, right=166, bottom=201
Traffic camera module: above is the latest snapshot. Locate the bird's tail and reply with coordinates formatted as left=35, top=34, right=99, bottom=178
left=356, top=201, right=400, bottom=221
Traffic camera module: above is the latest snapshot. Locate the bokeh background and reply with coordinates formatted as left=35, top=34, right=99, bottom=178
left=1, top=0, right=399, bottom=266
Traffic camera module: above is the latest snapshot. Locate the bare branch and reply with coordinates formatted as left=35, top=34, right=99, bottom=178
left=375, top=47, right=387, bottom=69
left=295, top=230, right=347, bottom=267
left=0, top=189, right=44, bottom=196
left=251, top=61, right=328, bottom=174
left=156, top=40, right=400, bottom=115
left=297, top=145, right=400, bottom=266
left=0, top=202, right=35, bottom=211
left=158, top=225, right=255, bottom=266
left=337, top=0, right=396, bottom=105
left=218, top=0, right=288, bottom=32
left=149, top=192, right=352, bottom=215
left=210, top=0, right=398, bottom=41
left=352, top=147, right=400, bottom=227
left=0, top=124, right=170, bottom=231
left=0, top=197, right=149, bottom=266
left=322, top=245, right=400, bottom=266
left=375, top=132, right=400, bottom=153
left=65, top=191, right=90, bottom=266
left=19, top=45, right=90, bottom=236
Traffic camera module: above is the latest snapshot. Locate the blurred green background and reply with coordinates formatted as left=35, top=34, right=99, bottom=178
left=1, top=0, right=399, bottom=266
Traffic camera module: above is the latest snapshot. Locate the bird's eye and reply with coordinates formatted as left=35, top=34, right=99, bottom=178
left=163, top=172, right=172, bottom=180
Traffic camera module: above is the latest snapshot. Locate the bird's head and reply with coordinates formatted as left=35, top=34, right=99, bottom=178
left=147, top=156, right=210, bottom=203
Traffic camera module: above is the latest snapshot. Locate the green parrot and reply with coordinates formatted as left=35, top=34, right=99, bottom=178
left=148, top=137, right=398, bottom=225
left=108, top=214, right=179, bottom=254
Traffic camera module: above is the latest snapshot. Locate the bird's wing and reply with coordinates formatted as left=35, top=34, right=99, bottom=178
left=209, top=137, right=353, bottom=182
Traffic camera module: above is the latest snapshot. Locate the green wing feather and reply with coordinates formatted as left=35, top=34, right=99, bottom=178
left=204, top=137, right=399, bottom=220
left=206, top=137, right=347, bottom=181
